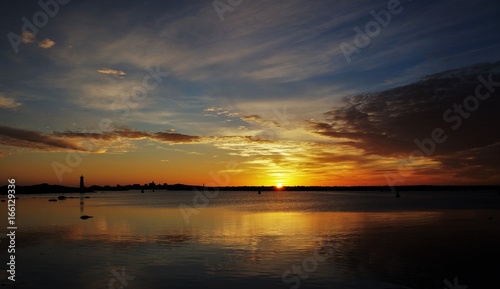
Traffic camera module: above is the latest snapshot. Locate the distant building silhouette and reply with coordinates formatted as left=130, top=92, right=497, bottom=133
left=80, top=175, right=85, bottom=192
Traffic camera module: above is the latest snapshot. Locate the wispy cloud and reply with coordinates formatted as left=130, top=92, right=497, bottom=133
left=240, top=115, right=281, bottom=128
left=52, top=127, right=201, bottom=144
left=22, top=31, right=35, bottom=44
left=97, top=68, right=127, bottom=77
left=20, top=31, right=55, bottom=50
left=38, top=39, right=56, bottom=49
left=0, top=94, right=21, bottom=109
left=0, top=125, right=86, bottom=152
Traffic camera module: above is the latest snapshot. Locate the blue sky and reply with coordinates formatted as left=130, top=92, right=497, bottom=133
left=1, top=0, right=500, bottom=186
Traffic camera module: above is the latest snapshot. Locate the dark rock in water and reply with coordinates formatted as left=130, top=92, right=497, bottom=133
left=48, top=198, right=58, bottom=202
left=80, top=215, right=93, bottom=220
left=57, top=196, right=67, bottom=200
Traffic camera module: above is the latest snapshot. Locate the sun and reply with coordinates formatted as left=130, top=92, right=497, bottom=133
left=276, top=183, right=283, bottom=189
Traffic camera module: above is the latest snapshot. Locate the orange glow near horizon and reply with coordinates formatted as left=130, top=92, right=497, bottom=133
left=1, top=159, right=495, bottom=187
left=1, top=144, right=498, bottom=187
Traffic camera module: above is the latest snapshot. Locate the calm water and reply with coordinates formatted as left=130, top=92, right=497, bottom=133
left=1, top=190, right=499, bottom=289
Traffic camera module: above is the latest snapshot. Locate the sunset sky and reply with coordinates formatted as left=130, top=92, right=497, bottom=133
left=1, top=0, right=499, bottom=187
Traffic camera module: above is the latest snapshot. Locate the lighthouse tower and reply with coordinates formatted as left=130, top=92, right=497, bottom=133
left=80, top=175, right=85, bottom=191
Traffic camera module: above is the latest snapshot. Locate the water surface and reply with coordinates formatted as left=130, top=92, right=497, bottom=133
left=1, top=190, right=499, bottom=288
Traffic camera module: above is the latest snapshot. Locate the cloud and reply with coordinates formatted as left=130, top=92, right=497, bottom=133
left=436, top=142, right=500, bottom=182
left=240, top=114, right=281, bottom=128
left=308, top=61, right=500, bottom=180
left=38, top=39, right=56, bottom=49
left=0, top=126, right=205, bottom=155
left=204, top=107, right=242, bottom=118
left=3, top=124, right=304, bottom=159
left=53, top=127, right=201, bottom=144
left=0, top=95, right=21, bottom=109
left=22, top=31, right=35, bottom=43
left=97, top=68, right=127, bottom=77
left=20, top=32, right=55, bottom=49
left=0, top=125, right=86, bottom=151
left=152, top=132, right=200, bottom=143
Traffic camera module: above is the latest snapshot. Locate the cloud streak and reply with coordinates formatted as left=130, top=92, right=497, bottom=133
left=0, top=125, right=86, bottom=152
left=97, top=68, right=127, bottom=77
left=38, top=39, right=56, bottom=49
left=0, top=94, right=21, bottom=109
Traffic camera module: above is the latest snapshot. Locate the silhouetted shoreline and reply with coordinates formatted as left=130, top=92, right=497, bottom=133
left=1, top=183, right=499, bottom=195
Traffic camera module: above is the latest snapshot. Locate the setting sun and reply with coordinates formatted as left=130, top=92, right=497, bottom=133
left=276, top=183, right=283, bottom=189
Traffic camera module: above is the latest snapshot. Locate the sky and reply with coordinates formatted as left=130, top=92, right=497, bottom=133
left=0, top=0, right=500, bottom=187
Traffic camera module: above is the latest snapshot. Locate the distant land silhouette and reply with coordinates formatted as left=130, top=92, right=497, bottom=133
left=1, top=183, right=499, bottom=195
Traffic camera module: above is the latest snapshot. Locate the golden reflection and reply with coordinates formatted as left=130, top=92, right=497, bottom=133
left=11, top=197, right=447, bottom=250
